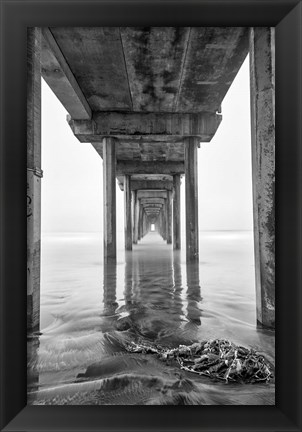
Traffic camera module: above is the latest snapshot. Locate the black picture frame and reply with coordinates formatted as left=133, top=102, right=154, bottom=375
left=0, top=0, right=301, bottom=430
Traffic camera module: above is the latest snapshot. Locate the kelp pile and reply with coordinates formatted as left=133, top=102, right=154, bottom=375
left=125, top=339, right=273, bottom=384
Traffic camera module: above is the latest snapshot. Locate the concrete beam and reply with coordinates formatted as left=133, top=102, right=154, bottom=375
left=250, top=27, right=275, bottom=329
left=137, top=190, right=167, bottom=199
left=185, top=137, right=199, bottom=261
left=142, top=204, right=163, bottom=209
left=103, top=137, right=117, bottom=261
left=27, top=27, right=42, bottom=333
left=131, top=180, right=173, bottom=191
left=145, top=210, right=160, bottom=215
left=68, top=111, right=221, bottom=141
left=116, top=161, right=185, bottom=175
left=41, top=28, right=91, bottom=120
left=140, top=198, right=165, bottom=205
left=117, top=175, right=174, bottom=191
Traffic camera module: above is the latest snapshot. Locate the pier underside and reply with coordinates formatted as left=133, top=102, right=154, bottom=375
left=27, top=27, right=275, bottom=330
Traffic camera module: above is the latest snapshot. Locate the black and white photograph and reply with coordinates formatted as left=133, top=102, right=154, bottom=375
left=27, top=26, right=275, bottom=406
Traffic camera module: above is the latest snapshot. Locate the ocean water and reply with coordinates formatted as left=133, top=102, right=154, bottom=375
left=27, top=231, right=275, bottom=405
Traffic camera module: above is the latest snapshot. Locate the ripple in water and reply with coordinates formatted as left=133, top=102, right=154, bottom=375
left=27, top=231, right=275, bottom=405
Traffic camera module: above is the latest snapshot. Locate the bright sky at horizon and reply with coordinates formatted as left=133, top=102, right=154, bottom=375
left=41, top=55, right=253, bottom=234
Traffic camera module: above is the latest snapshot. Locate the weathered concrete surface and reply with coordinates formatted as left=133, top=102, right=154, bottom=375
left=41, top=28, right=91, bottom=120
left=130, top=180, right=173, bottom=191
left=173, top=174, right=181, bottom=250
left=132, top=191, right=137, bottom=244
left=166, top=190, right=172, bottom=244
left=69, top=112, right=222, bottom=142
left=50, top=27, right=132, bottom=111
left=103, top=138, right=117, bottom=261
left=138, top=204, right=143, bottom=241
left=185, top=138, right=199, bottom=261
left=117, top=175, right=173, bottom=191
left=94, top=140, right=186, bottom=162
left=27, top=27, right=42, bottom=333
left=48, top=27, right=248, bottom=113
left=116, top=161, right=184, bottom=175
left=137, top=190, right=167, bottom=199
left=145, top=210, right=160, bottom=215
left=177, top=27, right=248, bottom=112
left=142, top=203, right=163, bottom=209
left=250, top=28, right=275, bottom=329
left=124, top=175, right=132, bottom=250
left=140, top=198, right=165, bottom=206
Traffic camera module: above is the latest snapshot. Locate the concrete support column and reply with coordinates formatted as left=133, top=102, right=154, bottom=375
left=162, top=203, right=167, bottom=241
left=124, top=175, right=132, bottom=250
left=27, top=27, right=42, bottom=333
left=138, top=203, right=143, bottom=241
left=134, top=194, right=139, bottom=243
left=166, top=191, right=172, bottom=244
left=103, top=137, right=116, bottom=261
left=250, top=27, right=275, bottom=328
left=185, top=137, right=199, bottom=261
left=103, top=262, right=117, bottom=315
left=157, top=213, right=161, bottom=237
left=173, top=174, right=181, bottom=250
left=161, top=210, right=165, bottom=239
left=132, top=191, right=137, bottom=244
left=143, top=212, right=146, bottom=237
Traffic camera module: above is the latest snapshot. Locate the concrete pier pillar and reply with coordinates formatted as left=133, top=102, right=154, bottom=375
left=161, top=209, right=165, bottom=240
left=138, top=203, right=143, bottom=241
left=166, top=191, right=172, bottom=244
left=250, top=27, right=275, bottom=328
left=132, top=191, right=137, bottom=244
left=103, top=262, right=118, bottom=315
left=143, top=212, right=147, bottom=237
left=134, top=194, right=139, bottom=243
left=185, top=137, right=199, bottom=261
left=103, top=137, right=116, bottom=261
left=124, top=175, right=132, bottom=250
left=173, top=174, right=181, bottom=250
left=27, top=27, right=42, bottom=333
left=162, top=204, right=167, bottom=241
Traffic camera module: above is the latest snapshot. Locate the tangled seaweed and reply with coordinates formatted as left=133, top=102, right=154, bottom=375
left=125, top=339, right=273, bottom=384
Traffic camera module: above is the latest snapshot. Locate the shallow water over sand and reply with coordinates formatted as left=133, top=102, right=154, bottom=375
left=27, top=231, right=275, bottom=405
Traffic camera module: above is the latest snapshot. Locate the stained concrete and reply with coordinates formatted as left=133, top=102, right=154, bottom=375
left=185, top=138, right=199, bottom=261
left=250, top=28, right=275, bottom=329
left=173, top=175, right=181, bottom=250
left=103, top=138, right=117, bottom=261
left=69, top=111, right=221, bottom=141
left=47, top=27, right=248, bottom=113
left=27, top=27, right=42, bottom=333
left=124, top=175, right=132, bottom=250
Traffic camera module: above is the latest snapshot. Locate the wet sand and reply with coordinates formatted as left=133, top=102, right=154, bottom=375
left=27, top=231, right=275, bottom=405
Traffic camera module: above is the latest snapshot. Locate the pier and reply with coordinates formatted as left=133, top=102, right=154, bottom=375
left=27, top=27, right=275, bottom=331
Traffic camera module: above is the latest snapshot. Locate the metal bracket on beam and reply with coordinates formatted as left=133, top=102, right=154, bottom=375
left=27, top=167, right=44, bottom=178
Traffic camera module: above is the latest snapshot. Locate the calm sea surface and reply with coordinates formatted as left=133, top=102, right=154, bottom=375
left=27, top=231, right=275, bottom=405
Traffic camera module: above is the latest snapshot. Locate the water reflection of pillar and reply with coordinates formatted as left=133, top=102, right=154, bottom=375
left=186, top=262, right=202, bottom=325
left=172, top=251, right=184, bottom=321
left=131, top=250, right=141, bottom=304
left=124, top=251, right=133, bottom=310
left=103, top=262, right=118, bottom=315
